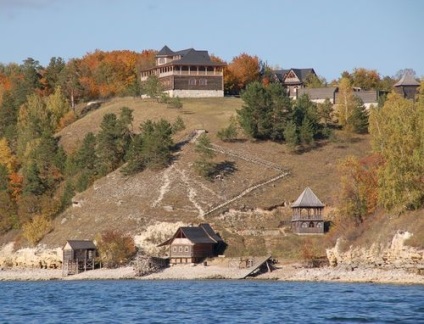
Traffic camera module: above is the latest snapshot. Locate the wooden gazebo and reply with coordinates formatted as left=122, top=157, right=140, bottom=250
left=291, top=187, right=324, bottom=235
left=62, top=240, right=97, bottom=276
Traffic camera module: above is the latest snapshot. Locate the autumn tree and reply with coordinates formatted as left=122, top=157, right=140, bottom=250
left=22, top=214, right=52, bottom=246
left=96, top=230, right=137, bottom=268
left=225, top=53, right=260, bottom=94
left=335, top=77, right=368, bottom=133
left=16, top=93, right=52, bottom=160
left=337, top=155, right=382, bottom=225
left=351, top=68, right=381, bottom=90
left=45, top=86, right=71, bottom=131
left=368, top=91, right=424, bottom=210
left=0, top=138, right=17, bottom=173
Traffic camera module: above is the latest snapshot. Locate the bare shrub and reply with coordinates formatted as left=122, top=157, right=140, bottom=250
left=96, top=230, right=136, bottom=268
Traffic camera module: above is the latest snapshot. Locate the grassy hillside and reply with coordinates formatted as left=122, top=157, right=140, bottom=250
left=35, top=96, right=385, bottom=259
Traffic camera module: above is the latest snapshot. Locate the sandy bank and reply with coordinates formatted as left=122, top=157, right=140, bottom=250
left=1, top=264, right=423, bottom=284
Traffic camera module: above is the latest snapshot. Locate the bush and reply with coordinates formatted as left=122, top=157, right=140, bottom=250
left=217, top=116, right=238, bottom=142
left=22, top=215, right=52, bottom=246
left=167, top=96, right=183, bottom=109
left=96, top=230, right=136, bottom=268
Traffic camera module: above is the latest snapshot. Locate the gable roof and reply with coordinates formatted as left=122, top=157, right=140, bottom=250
left=155, top=46, right=225, bottom=67
left=158, top=223, right=223, bottom=246
left=291, top=187, right=324, bottom=208
left=394, top=73, right=420, bottom=87
left=273, top=68, right=316, bottom=84
left=65, top=240, right=96, bottom=250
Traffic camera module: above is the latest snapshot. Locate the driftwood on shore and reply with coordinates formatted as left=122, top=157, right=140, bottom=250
left=132, top=256, right=168, bottom=277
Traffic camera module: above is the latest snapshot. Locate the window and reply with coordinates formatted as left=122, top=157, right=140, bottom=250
left=189, top=78, right=196, bottom=85
left=199, top=79, right=207, bottom=86
left=159, top=58, right=165, bottom=64
left=179, top=246, right=183, bottom=252
left=172, top=246, right=177, bottom=252
left=185, top=246, right=189, bottom=252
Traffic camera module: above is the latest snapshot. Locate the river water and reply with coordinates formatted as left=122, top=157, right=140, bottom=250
left=0, top=280, right=423, bottom=323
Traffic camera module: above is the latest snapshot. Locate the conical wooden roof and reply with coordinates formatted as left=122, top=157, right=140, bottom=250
left=291, top=187, right=324, bottom=208
left=394, top=73, right=420, bottom=87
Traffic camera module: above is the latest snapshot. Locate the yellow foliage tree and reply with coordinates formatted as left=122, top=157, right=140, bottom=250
left=0, top=138, right=17, bottom=173
left=22, top=214, right=52, bottom=247
left=369, top=91, right=424, bottom=210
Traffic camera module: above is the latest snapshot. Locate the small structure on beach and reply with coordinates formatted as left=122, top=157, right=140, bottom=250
left=62, top=240, right=97, bottom=276
left=158, top=223, right=226, bottom=264
left=291, top=187, right=325, bottom=235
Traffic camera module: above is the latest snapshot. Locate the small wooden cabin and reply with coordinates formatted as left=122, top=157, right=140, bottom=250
left=291, top=187, right=324, bottom=235
left=158, top=223, right=225, bottom=264
left=62, top=240, right=96, bottom=276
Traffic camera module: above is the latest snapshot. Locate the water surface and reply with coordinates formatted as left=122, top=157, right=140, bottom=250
left=0, top=280, right=423, bottom=323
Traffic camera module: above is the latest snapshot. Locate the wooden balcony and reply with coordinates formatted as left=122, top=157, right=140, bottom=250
left=141, top=70, right=223, bottom=81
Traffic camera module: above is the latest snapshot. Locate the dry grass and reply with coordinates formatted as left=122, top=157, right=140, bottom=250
left=26, top=96, right=422, bottom=257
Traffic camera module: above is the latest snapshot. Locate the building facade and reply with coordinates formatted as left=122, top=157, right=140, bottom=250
left=140, top=46, right=226, bottom=98
left=158, top=223, right=225, bottom=264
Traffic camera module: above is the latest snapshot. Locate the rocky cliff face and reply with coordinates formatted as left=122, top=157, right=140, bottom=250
left=0, top=243, right=62, bottom=269
left=327, top=231, right=424, bottom=273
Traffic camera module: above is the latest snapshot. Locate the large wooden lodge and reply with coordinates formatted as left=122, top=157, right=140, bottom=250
left=140, top=46, right=226, bottom=98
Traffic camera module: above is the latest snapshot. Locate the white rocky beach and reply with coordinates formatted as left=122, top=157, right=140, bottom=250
left=1, top=263, right=423, bottom=285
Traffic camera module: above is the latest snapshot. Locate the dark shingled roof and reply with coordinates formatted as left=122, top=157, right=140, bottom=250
left=291, top=187, right=324, bottom=208
left=158, top=223, right=223, bottom=246
left=157, top=45, right=174, bottom=56
left=394, top=73, right=420, bottom=87
left=66, top=240, right=96, bottom=250
left=155, top=46, right=225, bottom=67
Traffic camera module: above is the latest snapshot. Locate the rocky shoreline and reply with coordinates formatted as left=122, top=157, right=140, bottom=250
left=1, top=264, right=423, bottom=284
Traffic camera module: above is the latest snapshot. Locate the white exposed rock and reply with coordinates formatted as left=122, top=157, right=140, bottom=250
left=0, top=243, right=62, bottom=269
left=326, top=231, right=424, bottom=270
left=133, top=222, right=186, bottom=256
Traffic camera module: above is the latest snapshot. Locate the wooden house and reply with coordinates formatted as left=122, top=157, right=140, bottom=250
left=158, top=223, right=225, bottom=264
left=273, top=68, right=316, bottom=98
left=140, top=45, right=226, bottom=98
left=394, top=73, right=420, bottom=100
left=291, top=187, right=324, bottom=235
left=62, top=240, right=96, bottom=275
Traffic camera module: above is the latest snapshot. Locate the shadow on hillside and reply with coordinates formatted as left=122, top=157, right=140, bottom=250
left=211, top=161, right=237, bottom=180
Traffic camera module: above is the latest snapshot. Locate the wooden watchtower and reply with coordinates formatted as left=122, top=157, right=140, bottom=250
left=62, top=240, right=97, bottom=276
left=394, top=73, right=420, bottom=100
left=291, top=187, right=324, bottom=235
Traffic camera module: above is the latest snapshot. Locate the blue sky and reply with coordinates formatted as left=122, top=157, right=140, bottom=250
left=1, top=0, right=423, bottom=81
